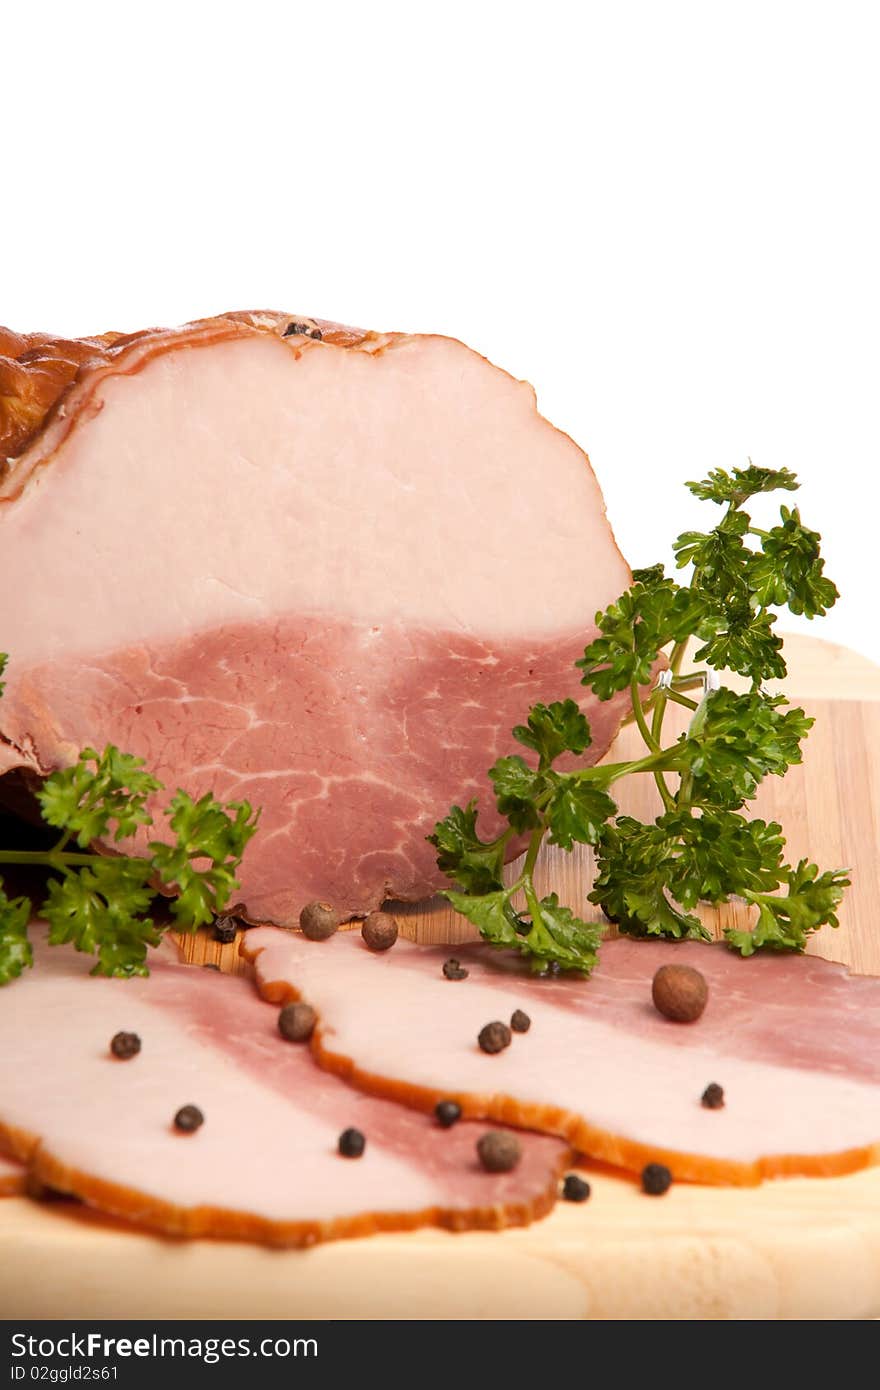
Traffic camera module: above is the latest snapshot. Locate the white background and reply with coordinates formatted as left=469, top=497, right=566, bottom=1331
left=4, top=1, right=878, bottom=661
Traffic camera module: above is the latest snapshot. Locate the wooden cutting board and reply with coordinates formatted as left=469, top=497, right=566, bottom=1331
left=2, top=633, right=879, bottom=1321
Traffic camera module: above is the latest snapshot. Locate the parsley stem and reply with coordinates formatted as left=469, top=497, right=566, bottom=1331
left=665, top=690, right=699, bottom=711
left=518, top=827, right=551, bottom=954
left=677, top=770, right=694, bottom=807
left=0, top=850, right=104, bottom=867
left=630, top=679, right=661, bottom=753
left=632, top=678, right=676, bottom=811
left=648, top=640, right=690, bottom=810
left=668, top=640, right=689, bottom=677
left=572, top=745, right=684, bottom=785
left=523, top=827, right=544, bottom=879
left=648, top=682, right=676, bottom=810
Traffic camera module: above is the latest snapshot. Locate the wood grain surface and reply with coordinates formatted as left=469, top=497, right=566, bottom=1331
left=3, top=632, right=880, bottom=1321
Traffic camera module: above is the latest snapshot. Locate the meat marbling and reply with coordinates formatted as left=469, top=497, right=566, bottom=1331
left=243, top=929, right=880, bottom=1186
left=0, top=312, right=632, bottom=922
left=0, top=930, right=569, bottom=1244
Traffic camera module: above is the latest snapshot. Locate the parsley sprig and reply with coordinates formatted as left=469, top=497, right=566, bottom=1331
left=431, top=466, right=849, bottom=974
left=0, top=734, right=259, bottom=983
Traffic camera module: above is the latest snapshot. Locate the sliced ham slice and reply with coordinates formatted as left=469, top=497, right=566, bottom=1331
left=243, top=929, right=880, bottom=1186
left=0, top=930, right=568, bottom=1245
left=0, top=312, right=632, bottom=922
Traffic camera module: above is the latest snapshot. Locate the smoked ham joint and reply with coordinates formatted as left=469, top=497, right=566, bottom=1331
left=0, top=312, right=631, bottom=922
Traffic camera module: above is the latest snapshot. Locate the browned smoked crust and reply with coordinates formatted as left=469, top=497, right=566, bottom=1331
left=0, top=312, right=376, bottom=487
left=0, top=1161, right=24, bottom=1196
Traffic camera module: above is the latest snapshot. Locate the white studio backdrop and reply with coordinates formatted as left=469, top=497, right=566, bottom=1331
left=3, top=1, right=878, bottom=661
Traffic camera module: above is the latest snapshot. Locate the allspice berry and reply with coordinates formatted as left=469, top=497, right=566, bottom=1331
left=299, top=901, right=340, bottom=941
left=651, top=963, right=708, bottom=1023
left=278, top=1001, right=317, bottom=1042
left=477, top=1131, right=521, bottom=1173
left=361, top=911, right=399, bottom=952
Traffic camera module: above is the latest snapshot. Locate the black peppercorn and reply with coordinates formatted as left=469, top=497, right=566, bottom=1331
left=641, top=1162, right=673, bottom=1195
left=562, top=1173, right=591, bottom=1203
left=278, top=1001, right=317, bottom=1043
left=174, top=1105, right=204, bottom=1134
left=701, top=1082, right=725, bottom=1109
left=510, top=1009, right=531, bottom=1033
left=212, top=915, right=237, bottom=944
left=478, top=1021, right=512, bottom=1054
left=338, top=1127, right=366, bottom=1158
left=299, top=901, right=340, bottom=941
left=283, top=321, right=323, bottom=340
left=434, top=1100, right=462, bottom=1128
left=477, top=1131, right=521, bottom=1173
left=110, top=1031, right=141, bottom=1060
left=361, top=911, right=399, bottom=952
left=203, top=963, right=221, bottom=971
left=442, top=958, right=469, bottom=981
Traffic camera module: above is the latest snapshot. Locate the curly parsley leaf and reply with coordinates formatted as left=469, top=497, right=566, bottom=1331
left=686, top=465, right=799, bottom=506
left=428, top=801, right=506, bottom=894
left=43, top=858, right=159, bottom=977
left=524, top=894, right=603, bottom=974
left=446, top=887, right=602, bottom=975
left=545, top=777, right=617, bottom=850
left=512, top=699, right=592, bottom=767
left=0, top=883, right=33, bottom=984
left=749, top=506, right=839, bottom=618
left=683, top=689, right=814, bottom=809
left=577, top=572, right=708, bottom=699
left=488, top=756, right=545, bottom=832
left=661, top=810, right=786, bottom=907
left=727, top=861, right=850, bottom=955
left=445, top=888, right=523, bottom=948
left=589, top=818, right=709, bottom=940
left=149, top=791, right=259, bottom=931
left=0, top=730, right=261, bottom=981
left=0, top=652, right=7, bottom=700
left=38, top=746, right=161, bottom=847
left=694, top=606, right=787, bottom=684
left=673, top=506, right=752, bottom=606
